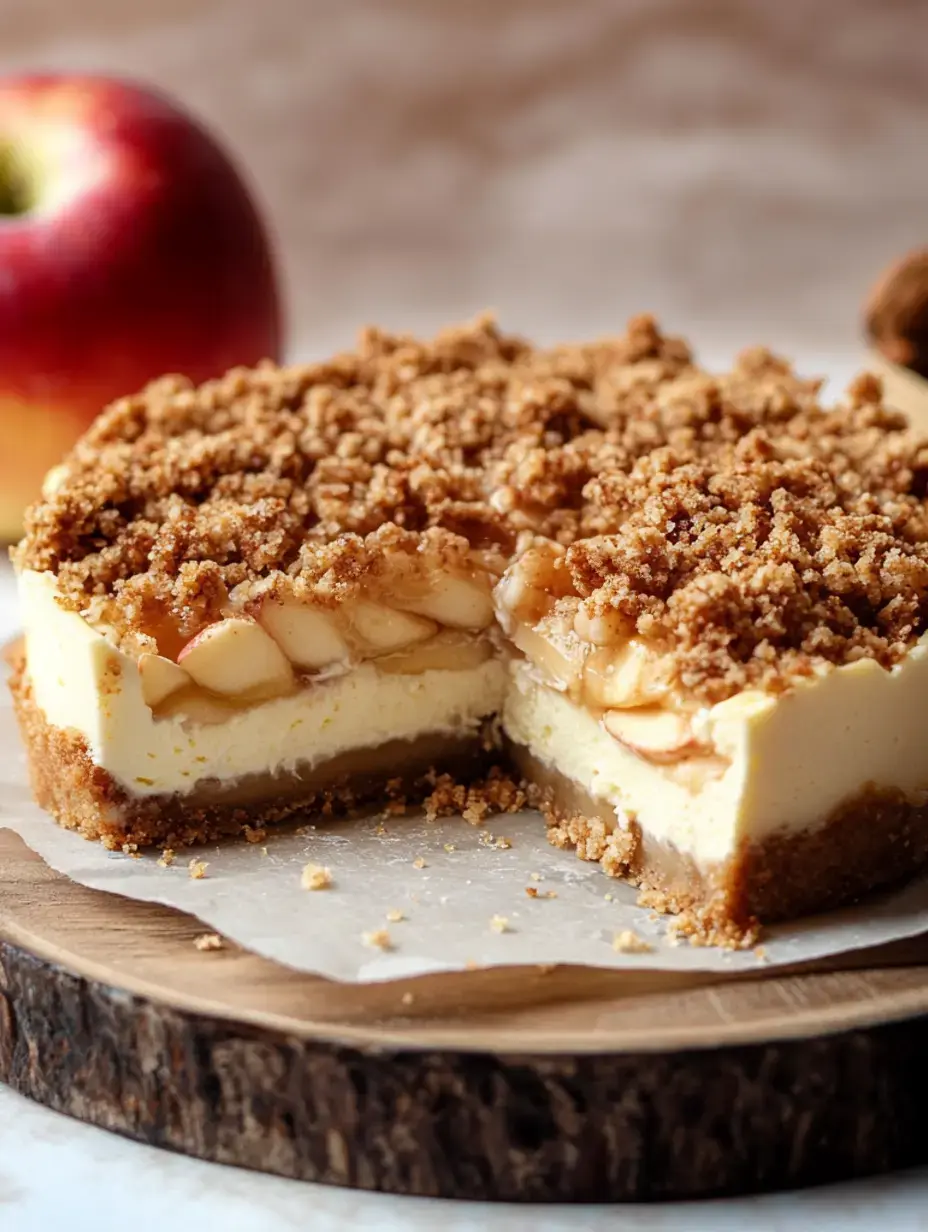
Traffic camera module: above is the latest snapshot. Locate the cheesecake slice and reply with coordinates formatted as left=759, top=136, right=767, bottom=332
left=13, top=314, right=928, bottom=942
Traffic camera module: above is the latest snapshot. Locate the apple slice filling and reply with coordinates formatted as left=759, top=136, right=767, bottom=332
left=140, top=571, right=497, bottom=722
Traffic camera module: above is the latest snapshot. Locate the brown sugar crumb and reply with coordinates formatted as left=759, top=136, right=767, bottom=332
left=301, top=862, right=333, bottom=890
left=412, top=856, right=427, bottom=869
left=157, top=848, right=176, bottom=868
left=612, top=929, right=653, bottom=955
left=490, top=914, right=511, bottom=933
left=188, top=858, right=208, bottom=880
left=385, top=908, right=405, bottom=922
left=193, top=933, right=223, bottom=952
left=424, top=768, right=526, bottom=824
left=664, top=905, right=759, bottom=951
left=525, top=886, right=557, bottom=899
left=362, top=928, right=393, bottom=951
left=243, top=825, right=266, bottom=844
left=17, top=313, right=690, bottom=647
left=479, top=831, right=513, bottom=850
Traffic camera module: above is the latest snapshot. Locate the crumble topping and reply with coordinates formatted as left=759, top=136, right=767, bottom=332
left=16, top=313, right=928, bottom=701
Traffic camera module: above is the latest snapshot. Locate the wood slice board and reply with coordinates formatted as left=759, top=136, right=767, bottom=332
left=2, top=828, right=928, bottom=1202
left=867, top=349, right=928, bottom=431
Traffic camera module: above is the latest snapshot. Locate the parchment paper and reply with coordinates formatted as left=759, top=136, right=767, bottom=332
left=4, top=695, right=928, bottom=982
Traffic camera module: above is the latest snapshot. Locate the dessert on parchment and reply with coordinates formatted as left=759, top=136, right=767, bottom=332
left=12, top=314, right=928, bottom=943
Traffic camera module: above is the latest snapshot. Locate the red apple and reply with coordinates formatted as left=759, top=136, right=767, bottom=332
left=0, top=73, right=283, bottom=540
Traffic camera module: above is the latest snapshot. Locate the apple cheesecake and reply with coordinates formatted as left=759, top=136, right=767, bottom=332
left=13, top=314, right=928, bottom=940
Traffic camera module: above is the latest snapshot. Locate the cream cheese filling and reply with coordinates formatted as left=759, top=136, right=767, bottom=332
left=502, top=642, right=928, bottom=865
left=19, top=570, right=507, bottom=798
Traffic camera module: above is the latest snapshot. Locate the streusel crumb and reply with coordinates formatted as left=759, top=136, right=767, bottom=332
left=16, top=313, right=928, bottom=698
left=301, top=862, right=333, bottom=890
left=193, top=933, right=223, bottom=952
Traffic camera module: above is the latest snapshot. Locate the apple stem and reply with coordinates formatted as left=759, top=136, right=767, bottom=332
left=0, top=142, right=37, bottom=217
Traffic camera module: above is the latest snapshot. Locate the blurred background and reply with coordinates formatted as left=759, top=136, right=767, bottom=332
left=3, top=0, right=923, bottom=368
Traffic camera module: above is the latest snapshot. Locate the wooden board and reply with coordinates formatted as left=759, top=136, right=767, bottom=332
left=2, top=828, right=928, bottom=1202
left=867, top=349, right=928, bottom=432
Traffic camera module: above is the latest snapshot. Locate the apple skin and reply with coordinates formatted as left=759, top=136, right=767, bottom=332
left=0, top=73, right=283, bottom=539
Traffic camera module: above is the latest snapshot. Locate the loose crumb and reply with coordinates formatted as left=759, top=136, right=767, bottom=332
left=612, top=929, right=653, bottom=954
left=490, top=914, right=511, bottom=934
left=385, top=908, right=405, bottom=923
left=401, top=991, right=415, bottom=1006
left=529, top=871, right=542, bottom=882
left=413, top=857, right=427, bottom=869
left=525, top=886, right=558, bottom=900
left=301, top=862, right=333, bottom=891
left=362, top=928, right=393, bottom=951
left=193, top=933, right=223, bottom=952
left=188, top=859, right=208, bottom=880
left=157, top=847, right=176, bottom=868
left=443, top=843, right=456, bottom=853
left=604, top=892, right=614, bottom=902
left=243, top=825, right=266, bottom=844
left=479, top=832, right=512, bottom=850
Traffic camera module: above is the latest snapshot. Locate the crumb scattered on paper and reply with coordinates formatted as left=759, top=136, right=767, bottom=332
left=194, top=933, right=223, bottom=952
left=301, top=863, right=332, bottom=891
left=529, top=871, right=542, bottom=882
left=443, top=843, right=456, bottom=853
left=386, top=908, right=405, bottom=923
left=490, top=914, right=511, bottom=934
left=479, top=831, right=512, bottom=850
left=157, top=848, right=175, bottom=868
left=362, top=928, right=393, bottom=950
left=612, top=929, right=653, bottom=954
left=188, top=859, right=208, bottom=880
left=413, top=856, right=427, bottom=869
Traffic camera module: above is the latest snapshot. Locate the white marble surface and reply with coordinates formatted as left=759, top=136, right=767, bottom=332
left=3, top=1081, right=928, bottom=1231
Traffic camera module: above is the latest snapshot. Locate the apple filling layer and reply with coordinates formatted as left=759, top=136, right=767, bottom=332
left=19, top=569, right=507, bottom=798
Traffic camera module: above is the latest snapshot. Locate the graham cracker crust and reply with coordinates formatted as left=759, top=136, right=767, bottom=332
left=512, top=745, right=928, bottom=942
left=8, top=654, right=496, bottom=851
